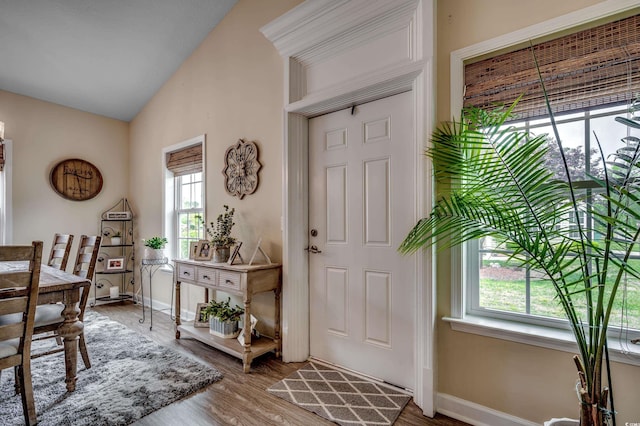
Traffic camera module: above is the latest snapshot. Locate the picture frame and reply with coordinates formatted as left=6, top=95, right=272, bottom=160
left=194, top=303, right=209, bottom=328
left=105, top=256, right=126, bottom=271
left=227, top=241, right=244, bottom=265
left=195, top=239, right=213, bottom=261
left=188, top=241, right=199, bottom=260
left=106, top=211, right=132, bottom=220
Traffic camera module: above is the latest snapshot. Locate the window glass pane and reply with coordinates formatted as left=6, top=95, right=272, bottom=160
left=590, top=112, right=629, bottom=171
left=175, top=171, right=204, bottom=259
left=471, top=103, right=640, bottom=334
left=479, top=250, right=527, bottom=314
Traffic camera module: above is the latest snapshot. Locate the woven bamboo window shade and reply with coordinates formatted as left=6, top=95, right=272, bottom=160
left=166, top=143, right=202, bottom=176
left=464, top=14, right=640, bottom=120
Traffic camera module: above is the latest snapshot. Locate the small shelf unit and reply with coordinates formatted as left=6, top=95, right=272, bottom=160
left=92, top=198, right=135, bottom=306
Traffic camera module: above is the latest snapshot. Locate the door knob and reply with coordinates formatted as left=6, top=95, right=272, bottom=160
left=305, top=245, right=322, bottom=254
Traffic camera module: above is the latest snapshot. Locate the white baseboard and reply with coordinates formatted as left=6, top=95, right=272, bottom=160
left=437, top=393, right=539, bottom=426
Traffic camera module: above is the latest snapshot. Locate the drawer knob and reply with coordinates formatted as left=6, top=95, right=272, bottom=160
left=226, top=279, right=234, bottom=285
left=183, top=271, right=191, bottom=276
left=203, top=275, right=210, bottom=280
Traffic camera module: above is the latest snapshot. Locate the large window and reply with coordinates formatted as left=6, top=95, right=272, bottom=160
left=469, top=104, right=640, bottom=334
left=457, top=10, right=640, bottom=340
left=164, top=137, right=205, bottom=260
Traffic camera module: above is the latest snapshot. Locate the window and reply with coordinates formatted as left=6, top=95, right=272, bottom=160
left=469, top=105, right=640, bottom=334
left=452, top=9, right=640, bottom=343
left=163, top=136, right=205, bottom=260
left=174, top=173, right=204, bottom=259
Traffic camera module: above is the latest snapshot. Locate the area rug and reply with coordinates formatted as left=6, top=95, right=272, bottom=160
left=0, top=310, right=223, bottom=425
left=268, top=362, right=410, bottom=426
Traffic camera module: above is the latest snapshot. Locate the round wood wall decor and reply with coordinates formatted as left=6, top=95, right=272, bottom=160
left=223, top=139, right=262, bottom=199
left=49, top=158, right=103, bottom=201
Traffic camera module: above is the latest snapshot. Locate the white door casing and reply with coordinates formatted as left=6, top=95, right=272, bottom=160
left=309, top=92, right=416, bottom=390
left=261, top=0, right=436, bottom=415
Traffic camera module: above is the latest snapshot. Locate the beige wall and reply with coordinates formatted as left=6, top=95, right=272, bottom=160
left=0, top=89, right=129, bottom=284
left=129, top=0, right=302, bottom=335
left=436, top=0, right=640, bottom=423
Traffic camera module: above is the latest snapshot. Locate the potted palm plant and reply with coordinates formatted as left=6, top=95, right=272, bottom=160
left=400, top=96, right=640, bottom=425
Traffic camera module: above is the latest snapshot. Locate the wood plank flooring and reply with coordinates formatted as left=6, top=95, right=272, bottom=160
left=91, top=302, right=468, bottom=426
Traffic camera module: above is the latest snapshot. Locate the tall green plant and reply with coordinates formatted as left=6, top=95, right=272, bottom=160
left=400, top=98, right=640, bottom=425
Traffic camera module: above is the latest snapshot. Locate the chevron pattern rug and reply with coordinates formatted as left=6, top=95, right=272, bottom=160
left=267, top=362, right=410, bottom=426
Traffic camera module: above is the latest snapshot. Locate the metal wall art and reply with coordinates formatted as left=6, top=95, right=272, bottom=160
left=223, top=138, right=261, bottom=199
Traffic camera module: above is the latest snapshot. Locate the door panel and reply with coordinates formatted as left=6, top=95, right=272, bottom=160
left=309, top=91, right=415, bottom=390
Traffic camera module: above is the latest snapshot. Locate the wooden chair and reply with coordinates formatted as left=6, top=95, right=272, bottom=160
left=0, top=241, right=43, bottom=426
left=31, top=235, right=101, bottom=368
left=47, top=233, right=73, bottom=271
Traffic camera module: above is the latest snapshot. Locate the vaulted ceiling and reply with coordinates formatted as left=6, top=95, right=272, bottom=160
left=0, top=0, right=237, bottom=121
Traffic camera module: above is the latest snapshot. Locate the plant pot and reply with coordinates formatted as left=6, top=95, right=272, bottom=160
left=111, top=237, right=121, bottom=245
left=213, top=246, right=230, bottom=263
left=144, top=247, right=164, bottom=260
left=544, top=419, right=579, bottom=426
left=209, top=317, right=239, bottom=338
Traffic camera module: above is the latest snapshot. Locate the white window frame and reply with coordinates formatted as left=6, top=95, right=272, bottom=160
left=446, top=0, right=640, bottom=365
left=162, top=135, right=206, bottom=263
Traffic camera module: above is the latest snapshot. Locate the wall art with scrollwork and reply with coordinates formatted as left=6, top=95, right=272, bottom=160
left=222, top=138, right=262, bottom=199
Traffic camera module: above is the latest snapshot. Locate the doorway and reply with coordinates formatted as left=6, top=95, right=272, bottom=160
left=308, top=92, right=416, bottom=390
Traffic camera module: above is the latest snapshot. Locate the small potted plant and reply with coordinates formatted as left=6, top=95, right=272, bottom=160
left=201, top=297, right=244, bottom=338
left=198, top=205, right=236, bottom=262
left=142, top=236, right=168, bottom=260
left=111, top=231, right=122, bottom=245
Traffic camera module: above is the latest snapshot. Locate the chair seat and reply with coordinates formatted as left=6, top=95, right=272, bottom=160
left=0, top=338, right=19, bottom=358
left=0, top=303, right=66, bottom=329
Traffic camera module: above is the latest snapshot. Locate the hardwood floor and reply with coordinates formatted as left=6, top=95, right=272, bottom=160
left=91, top=302, right=468, bottom=426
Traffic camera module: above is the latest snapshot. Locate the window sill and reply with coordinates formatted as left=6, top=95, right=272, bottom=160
left=443, top=315, right=640, bottom=367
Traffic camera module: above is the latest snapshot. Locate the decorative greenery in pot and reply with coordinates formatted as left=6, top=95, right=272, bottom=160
left=198, top=205, right=236, bottom=262
left=201, top=297, right=244, bottom=322
left=201, top=297, right=244, bottom=338
left=400, top=95, right=640, bottom=425
left=143, top=236, right=168, bottom=250
left=142, top=236, right=168, bottom=260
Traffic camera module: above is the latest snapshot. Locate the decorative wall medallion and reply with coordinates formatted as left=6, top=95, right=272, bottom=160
left=223, top=139, right=261, bottom=199
left=49, top=158, right=103, bottom=201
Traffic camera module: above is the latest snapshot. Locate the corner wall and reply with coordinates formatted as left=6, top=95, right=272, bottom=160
left=436, top=0, right=640, bottom=423
left=0, top=89, right=129, bottom=288
left=128, top=0, right=302, bottom=335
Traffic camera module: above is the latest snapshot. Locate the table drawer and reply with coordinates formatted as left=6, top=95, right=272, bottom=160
left=218, top=271, right=241, bottom=291
left=177, top=264, right=196, bottom=282
left=197, top=268, right=217, bottom=286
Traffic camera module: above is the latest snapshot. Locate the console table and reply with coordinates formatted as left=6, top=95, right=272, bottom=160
left=173, top=259, right=281, bottom=372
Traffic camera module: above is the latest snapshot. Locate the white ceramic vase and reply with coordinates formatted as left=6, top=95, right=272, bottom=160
left=144, top=247, right=164, bottom=260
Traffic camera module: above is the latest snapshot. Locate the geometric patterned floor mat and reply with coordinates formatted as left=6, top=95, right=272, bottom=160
left=267, top=362, right=411, bottom=426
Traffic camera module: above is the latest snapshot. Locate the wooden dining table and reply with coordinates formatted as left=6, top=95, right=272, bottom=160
left=0, top=262, right=90, bottom=392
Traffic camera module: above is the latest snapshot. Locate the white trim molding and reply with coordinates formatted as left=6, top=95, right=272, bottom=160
left=262, top=0, right=436, bottom=416
left=437, top=393, right=539, bottom=426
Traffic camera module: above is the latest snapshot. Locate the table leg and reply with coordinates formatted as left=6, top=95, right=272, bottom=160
left=57, top=289, right=83, bottom=392
left=274, top=287, right=281, bottom=358
left=242, top=297, right=252, bottom=373
left=138, top=265, right=146, bottom=324
left=149, top=267, right=153, bottom=331
left=175, top=280, right=181, bottom=339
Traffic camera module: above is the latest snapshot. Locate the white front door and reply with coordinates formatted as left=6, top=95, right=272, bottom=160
left=309, top=91, right=416, bottom=390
